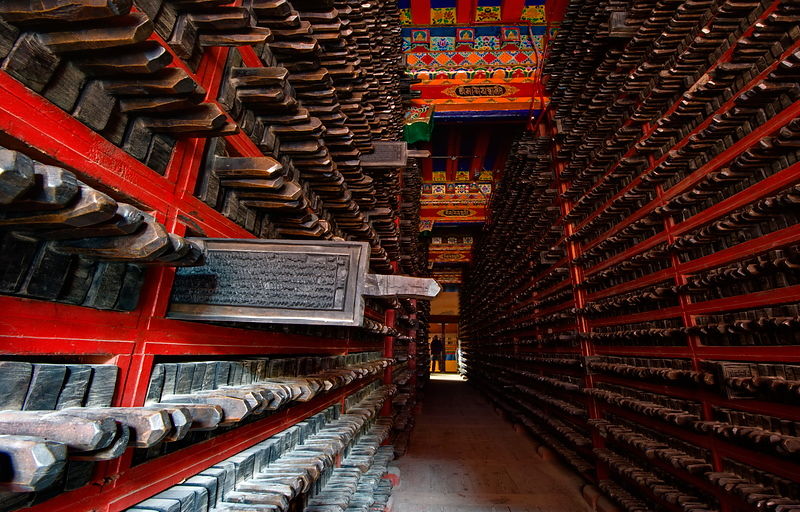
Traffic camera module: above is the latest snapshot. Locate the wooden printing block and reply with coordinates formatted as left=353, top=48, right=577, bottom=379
left=251, top=0, right=292, bottom=18
left=199, top=28, right=272, bottom=47
left=36, top=13, right=152, bottom=53
left=270, top=118, right=324, bottom=139
left=0, top=19, right=20, bottom=60
left=0, top=233, right=40, bottom=293
left=159, top=363, right=178, bottom=396
left=81, top=261, right=126, bottom=309
left=0, top=435, right=67, bottom=492
left=18, top=243, right=75, bottom=299
left=41, top=60, right=87, bottom=111
left=60, top=407, right=170, bottom=448
left=0, top=148, right=34, bottom=205
left=213, top=362, right=232, bottom=388
left=219, top=176, right=284, bottom=191
left=22, top=364, right=67, bottom=411
left=69, top=421, right=129, bottom=461
left=216, top=385, right=272, bottom=413
left=145, top=135, right=176, bottom=175
left=129, top=499, right=180, bottom=512
left=182, top=475, right=219, bottom=510
left=111, top=263, right=144, bottom=311
left=268, top=21, right=312, bottom=39
left=200, top=362, right=218, bottom=390
left=211, top=387, right=265, bottom=413
left=241, top=198, right=305, bottom=212
left=230, top=67, right=288, bottom=87
left=160, top=394, right=253, bottom=426
left=0, top=1, right=133, bottom=24
left=82, top=365, right=118, bottom=407
left=147, top=406, right=191, bottom=442
left=268, top=38, right=318, bottom=55
left=123, top=117, right=156, bottom=160
left=212, top=155, right=283, bottom=179
left=72, top=80, right=116, bottom=132
left=145, top=364, right=166, bottom=403
left=224, top=489, right=288, bottom=510
left=58, top=258, right=96, bottom=305
left=119, top=96, right=199, bottom=114
left=236, top=85, right=287, bottom=106
left=20, top=202, right=145, bottom=241
left=224, top=452, right=255, bottom=482
left=168, top=13, right=199, bottom=59
left=189, top=9, right=251, bottom=31
left=236, top=180, right=302, bottom=201
left=153, top=233, right=191, bottom=263
left=55, top=365, right=93, bottom=409
left=53, top=212, right=171, bottom=261
left=0, top=362, right=33, bottom=410
left=140, top=104, right=231, bottom=136
left=4, top=164, right=79, bottom=212
left=164, top=403, right=223, bottom=431
left=98, top=103, right=128, bottom=145
left=153, top=486, right=208, bottom=512
left=189, top=362, right=209, bottom=393
left=73, top=41, right=172, bottom=76
left=2, top=33, right=61, bottom=92
left=278, top=138, right=323, bottom=155
left=258, top=107, right=311, bottom=125
left=62, top=459, right=95, bottom=490
left=174, top=363, right=195, bottom=395
left=0, top=411, right=115, bottom=451
left=262, top=10, right=300, bottom=29
left=199, top=466, right=232, bottom=503
left=102, top=67, right=202, bottom=97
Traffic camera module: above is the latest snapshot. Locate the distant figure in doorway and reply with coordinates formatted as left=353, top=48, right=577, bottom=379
left=430, top=336, right=445, bottom=373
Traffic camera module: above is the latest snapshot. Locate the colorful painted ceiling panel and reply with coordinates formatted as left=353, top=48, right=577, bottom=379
left=403, top=23, right=547, bottom=115
left=398, top=0, right=546, bottom=26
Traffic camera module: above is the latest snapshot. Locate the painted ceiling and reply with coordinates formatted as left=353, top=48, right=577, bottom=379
left=403, top=0, right=565, bottom=287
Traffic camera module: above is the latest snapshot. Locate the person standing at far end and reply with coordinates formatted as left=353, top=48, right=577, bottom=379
left=430, top=336, right=445, bottom=373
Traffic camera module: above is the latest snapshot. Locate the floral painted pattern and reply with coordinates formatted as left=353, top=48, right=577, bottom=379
left=431, top=36, right=456, bottom=51
left=431, top=7, right=456, bottom=24
left=475, top=5, right=501, bottom=22
left=521, top=5, right=546, bottom=23
left=399, top=8, right=412, bottom=25
left=474, top=35, right=500, bottom=50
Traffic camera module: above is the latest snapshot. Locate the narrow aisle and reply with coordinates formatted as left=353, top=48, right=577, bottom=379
left=392, top=374, right=589, bottom=512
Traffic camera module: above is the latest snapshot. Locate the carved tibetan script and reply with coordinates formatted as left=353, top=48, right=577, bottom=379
left=455, top=85, right=506, bottom=97
left=168, top=239, right=370, bottom=326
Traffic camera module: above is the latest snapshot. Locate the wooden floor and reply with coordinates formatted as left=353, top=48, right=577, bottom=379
left=391, top=374, right=590, bottom=512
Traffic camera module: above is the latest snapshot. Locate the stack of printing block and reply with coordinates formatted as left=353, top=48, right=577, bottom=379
left=126, top=383, right=395, bottom=512
left=0, top=147, right=203, bottom=311
left=0, top=353, right=391, bottom=507
left=249, top=0, right=385, bottom=247
left=305, top=426, right=394, bottom=512
left=0, top=0, right=408, bottom=272
left=0, top=361, right=119, bottom=510
left=399, top=159, right=426, bottom=277
left=0, top=2, right=246, bottom=171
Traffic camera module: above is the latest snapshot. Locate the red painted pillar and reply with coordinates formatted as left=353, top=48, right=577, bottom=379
left=381, top=308, right=397, bottom=417
left=456, top=0, right=473, bottom=23
left=411, top=0, right=431, bottom=24
left=502, top=0, right=526, bottom=22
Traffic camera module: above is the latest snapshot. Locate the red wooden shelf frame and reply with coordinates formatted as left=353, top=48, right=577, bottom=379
left=0, top=10, right=411, bottom=512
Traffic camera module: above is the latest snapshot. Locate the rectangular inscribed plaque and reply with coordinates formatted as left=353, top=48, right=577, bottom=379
left=168, top=239, right=370, bottom=326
